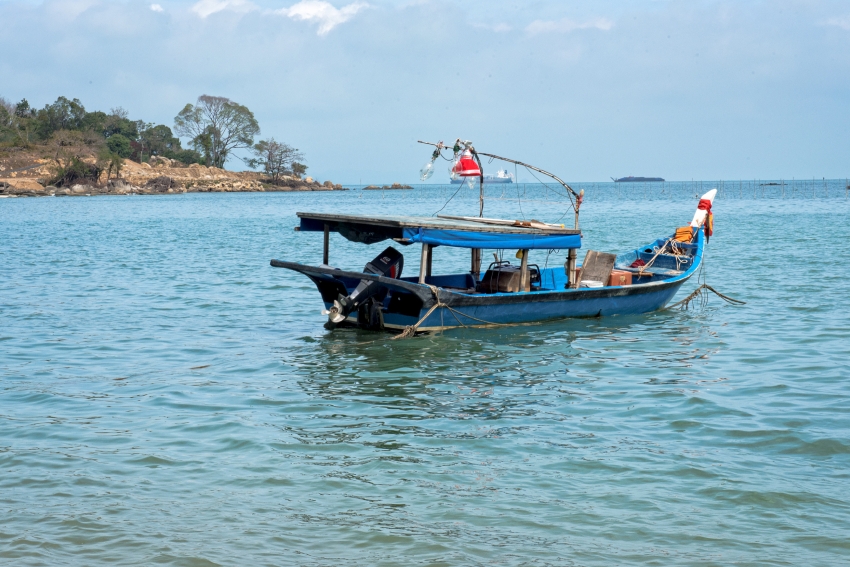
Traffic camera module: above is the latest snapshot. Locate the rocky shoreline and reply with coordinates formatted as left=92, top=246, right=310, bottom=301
left=0, top=156, right=349, bottom=197
left=362, top=183, right=413, bottom=190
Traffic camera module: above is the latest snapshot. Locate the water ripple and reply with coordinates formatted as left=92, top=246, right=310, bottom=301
left=2, top=189, right=849, bottom=565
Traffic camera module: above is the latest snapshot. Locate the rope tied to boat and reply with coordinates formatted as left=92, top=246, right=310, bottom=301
left=391, top=285, right=445, bottom=339
left=637, top=238, right=673, bottom=275
left=391, top=284, right=511, bottom=339
left=667, top=284, right=746, bottom=310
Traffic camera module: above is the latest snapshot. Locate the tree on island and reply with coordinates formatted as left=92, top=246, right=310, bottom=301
left=106, top=133, right=132, bottom=158
left=244, top=138, right=305, bottom=183
left=0, top=97, right=35, bottom=146
left=291, top=161, right=307, bottom=178
left=174, top=95, right=259, bottom=169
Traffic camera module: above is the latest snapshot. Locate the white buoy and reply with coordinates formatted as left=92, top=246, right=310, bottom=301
left=690, top=188, right=717, bottom=229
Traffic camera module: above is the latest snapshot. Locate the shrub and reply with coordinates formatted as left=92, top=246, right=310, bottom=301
left=106, top=134, right=132, bottom=158
left=47, top=156, right=102, bottom=187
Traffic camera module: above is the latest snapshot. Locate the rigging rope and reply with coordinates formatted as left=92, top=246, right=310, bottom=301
left=667, top=284, right=746, bottom=310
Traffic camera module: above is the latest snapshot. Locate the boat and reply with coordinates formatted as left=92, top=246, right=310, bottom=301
left=270, top=141, right=715, bottom=334
left=611, top=176, right=665, bottom=182
left=451, top=169, right=514, bottom=184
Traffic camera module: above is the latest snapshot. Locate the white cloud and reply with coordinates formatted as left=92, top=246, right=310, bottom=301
left=825, top=15, right=850, bottom=30
left=526, top=17, right=613, bottom=34
left=191, top=0, right=256, bottom=19
left=276, top=1, right=369, bottom=36
left=150, top=3, right=163, bottom=12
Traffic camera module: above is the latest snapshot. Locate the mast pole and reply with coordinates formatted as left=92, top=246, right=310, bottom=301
left=471, top=149, right=484, bottom=217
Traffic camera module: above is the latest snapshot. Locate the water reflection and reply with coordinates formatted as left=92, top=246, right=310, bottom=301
left=280, top=308, right=716, bottom=424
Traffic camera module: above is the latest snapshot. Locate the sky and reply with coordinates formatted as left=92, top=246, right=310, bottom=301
left=1, top=0, right=849, bottom=183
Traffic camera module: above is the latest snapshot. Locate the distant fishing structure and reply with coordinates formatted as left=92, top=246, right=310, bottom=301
left=395, top=177, right=849, bottom=204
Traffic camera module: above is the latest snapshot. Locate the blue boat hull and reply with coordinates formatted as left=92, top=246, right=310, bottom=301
left=380, top=279, right=686, bottom=331
left=271, top=231, right=703, bottom=332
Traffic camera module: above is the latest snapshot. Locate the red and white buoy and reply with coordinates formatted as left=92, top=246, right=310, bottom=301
left=690, top=188, right=717, bottom=239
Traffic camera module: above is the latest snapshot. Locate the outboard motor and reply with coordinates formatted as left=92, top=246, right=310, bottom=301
left=325, top=246, right=404, bottom=328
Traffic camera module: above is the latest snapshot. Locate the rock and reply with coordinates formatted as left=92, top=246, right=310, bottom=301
left=107, top=179, right=130, bottom=191
left=145, top=176, right=175, bottom=192
left=0, top=179, right=45, bottom=192
left=70, top=184, right=90, bottom=194
left=151, top=156, right=173, bottom=167
left=141, top=162, right=151, bottom=168
left=304, top=176, right=313, bottom=183
left=323, top=180, right=334, bottom=188
left=334, top=184, right=343, bottom=190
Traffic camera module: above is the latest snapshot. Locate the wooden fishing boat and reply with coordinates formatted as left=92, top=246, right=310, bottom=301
left=270, top=141, right=715, bottom=334
left=271, top=204, right=714, bottom=334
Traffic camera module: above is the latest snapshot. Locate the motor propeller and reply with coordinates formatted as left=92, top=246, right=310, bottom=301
left=323, top=246, right=404, bottom=329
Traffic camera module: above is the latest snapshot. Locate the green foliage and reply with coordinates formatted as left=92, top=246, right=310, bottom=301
left=174, top=95, right=260, bottom=169
left=140, top=124, right=180, bottom=157
left=168, top=148, right=204, bottom=165
left=0, top=98, right=13, bottom=144
left=106, top=133, right=132, bottom=158
left=0, top=97, right=34, bottom=146
left=81, top=111, right=107, bottom=135
left=99, top=146, right=124, bottom=181
left=14, top=99, right=31, bottom=117
left=1, top=94, right=294, bottom=174
left=0, top=99, right=11, bottom=126
left=105, top=115, right=138, bottom=140
left=34, top=96, right=87, bottom=139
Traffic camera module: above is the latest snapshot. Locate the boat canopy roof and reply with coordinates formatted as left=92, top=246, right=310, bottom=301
left=297, top=212, right=582, bottom=250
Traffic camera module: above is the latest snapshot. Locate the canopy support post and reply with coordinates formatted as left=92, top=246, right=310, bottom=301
left=567, top=249, right=577, bottom=289
left=519, top=249, right=530, bottom=292
left=471, top=249, right=481, bottom=284
left=419, top=244, right=430, bottom=284
left=323, top=224, right=329, bottom=265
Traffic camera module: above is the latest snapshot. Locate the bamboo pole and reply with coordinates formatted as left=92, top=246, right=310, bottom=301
left=519, top=249, right=530, bottom=292
left=471, top=249, right=481, bottom=283
left=567, top=249, right=577, bottom=289
left=419, top=244, right=430, bottom=284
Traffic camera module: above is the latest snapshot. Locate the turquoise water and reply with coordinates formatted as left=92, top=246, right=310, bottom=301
left=2, top=183, right=850, bottom=566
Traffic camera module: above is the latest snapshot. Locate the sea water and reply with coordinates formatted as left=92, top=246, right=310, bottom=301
left=2, top=182, right=849, bottom=566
